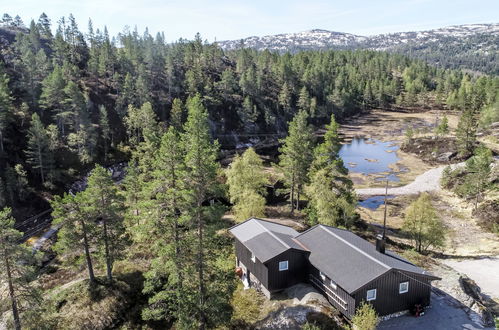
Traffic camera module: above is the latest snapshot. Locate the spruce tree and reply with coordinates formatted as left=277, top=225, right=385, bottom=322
left=306, top=115, right=356, bottom=227
left=278, top=110, right=314, bottom=212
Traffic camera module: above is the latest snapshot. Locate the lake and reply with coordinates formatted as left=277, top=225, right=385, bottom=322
left=339, top=138, right=401, bottom=182
left=358, top=195, right=394, bottom=210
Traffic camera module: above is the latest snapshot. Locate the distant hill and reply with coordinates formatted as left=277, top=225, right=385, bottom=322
left=217, top=24, right=499, bottom=74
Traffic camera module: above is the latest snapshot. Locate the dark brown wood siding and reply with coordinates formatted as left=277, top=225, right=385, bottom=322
left=352, top=270, right=432, bottom=316
left=266, top=249, right=310, bottom=291
left=235, top=239, right=268, bottom=288
left=307, top=265, right=357, bottom=318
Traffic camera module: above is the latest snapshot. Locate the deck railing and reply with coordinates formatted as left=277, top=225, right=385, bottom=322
left=309, top=274, right=348, bottom=310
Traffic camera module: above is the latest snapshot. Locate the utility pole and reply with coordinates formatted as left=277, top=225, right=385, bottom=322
left=382, top=180, right=388, bottom=239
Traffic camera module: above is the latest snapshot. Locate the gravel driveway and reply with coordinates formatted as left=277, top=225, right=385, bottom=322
left=379, top=292, right=494, bottom=330
left=356, top=162, right=465, bottom=196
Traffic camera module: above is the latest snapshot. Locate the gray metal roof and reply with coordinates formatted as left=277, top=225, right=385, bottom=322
left=229, top=218, right=306, bottom=263
left=295, top=225, right=439, bottom=294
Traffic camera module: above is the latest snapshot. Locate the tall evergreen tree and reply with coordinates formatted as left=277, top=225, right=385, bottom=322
left=0, top=207, right=41, bottom=330
left=278, top=110, right=314, bottom=212
left=83, top=165, right=125, bottom=283
left=39, top=65, right=67, bottom=131
left=182, top=94, right=226, bottom=329
left=142, top=128, right=191, bottom=324
left=456, top=107, right=478, bottom=156
left=51, top=193, right=97, bottom=286
left=25, top=113, right=53, bottom=184
left=98, top=105, right=111, bottom=161
left=0, top=64, right=13, bottom=153
left=306, top=115, right=356, bottom=227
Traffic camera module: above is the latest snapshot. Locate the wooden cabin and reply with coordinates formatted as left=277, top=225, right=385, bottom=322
left=229, top=218, right=440, bottom=319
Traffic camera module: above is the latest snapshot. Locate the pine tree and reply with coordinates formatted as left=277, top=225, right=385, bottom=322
left=65, top=82, right=97, bottom=163
left=25, top=113, right=53, bottom=184
left=226, top=147, right=269, bottom=221
left=51, top=193, right=97, bottom=286
left=37, top=13, right=52, bottom=39
left=124, top=102, right=159, bottom=147
left=83, top=165, right=125, bottom=283
left=435, top=114, right=449, bottom=138
left=182, top=94, right=224, bottom=329
left=0, top=64, right=14, bottom=153
left=39, top=65, right=67, bottom=132
left=98, top=105, right=111, bottom=161
left=460, top=147, right=493, bottom=210
left=142, top=127, right=191, bottom=323
left=278, top=110, right=314, bottom=212
left=170, top=98, right=185, bottom=130
left=456, top=108, right=478, bottom=156
left=0, top=207, right=41, bottom=330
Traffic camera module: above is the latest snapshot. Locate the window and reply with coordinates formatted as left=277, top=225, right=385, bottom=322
left=366, top=289, right=377, bottom=301
left=330, top=280, right=337, bottom=290
left=399, top=281, right=409, bottom=294
left=319, top=271, right=326, bottom=280
left=279, top=261, right=288, bottom=271
left=251, top=253, right=256, bottom=263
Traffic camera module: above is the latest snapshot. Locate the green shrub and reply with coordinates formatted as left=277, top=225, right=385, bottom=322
left=230, top=283, right=265, bottom=325
left=351, top=302, right=379, bottom=330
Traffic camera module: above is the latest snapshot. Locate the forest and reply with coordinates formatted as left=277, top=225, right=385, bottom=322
left=0, top=12, right=498, bottom=329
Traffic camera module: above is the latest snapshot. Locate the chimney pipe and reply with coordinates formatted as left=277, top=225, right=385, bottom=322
left=376, top=234, right=386, bottom=254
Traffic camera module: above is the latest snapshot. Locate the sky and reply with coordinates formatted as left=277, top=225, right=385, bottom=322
left=2, top=0, right=498, bottom=42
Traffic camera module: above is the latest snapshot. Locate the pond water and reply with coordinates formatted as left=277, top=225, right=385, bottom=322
left=358, top=195, right=394, bottom=210
left=339, top=138, right=400, bottom=182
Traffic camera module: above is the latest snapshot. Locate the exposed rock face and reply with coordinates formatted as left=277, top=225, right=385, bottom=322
left=459, top=277, right=495, bottom=327
left=437, top=152, right=456, bottom=163
left=432, top=263, right=497, bottom=328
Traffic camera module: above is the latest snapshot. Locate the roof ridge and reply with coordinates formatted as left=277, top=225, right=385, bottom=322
left=319, top=225, right=390, bottom=270
left=255, top=219, right=291, bottom=249
left=291, top=238, right=310, bottom=251
left=294, top=224, right=320, bottom=238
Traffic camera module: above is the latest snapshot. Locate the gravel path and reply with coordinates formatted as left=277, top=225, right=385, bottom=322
left=356, top=162, right=465, bottom=197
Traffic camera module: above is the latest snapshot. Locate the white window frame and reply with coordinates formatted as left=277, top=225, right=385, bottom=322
left=366, top=289, right=377, bottom=301
left=279, top=260, right=288, bottom=271
left=399, top=281, right=409, bottom=294
left=251, top=253, right=256, bottom=263
left=319, top=271, right=326, bottom=280
left=330, top=280, right=337, bottom=290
